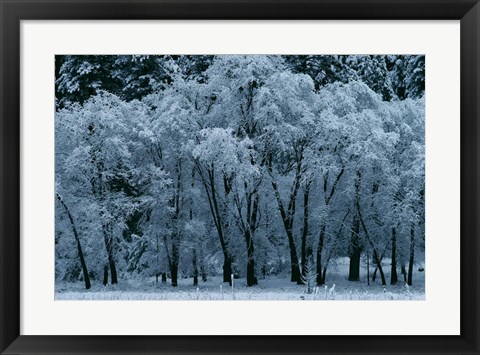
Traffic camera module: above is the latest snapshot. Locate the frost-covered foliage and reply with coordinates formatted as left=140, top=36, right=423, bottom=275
left=55, top=55, right=425, bottom=297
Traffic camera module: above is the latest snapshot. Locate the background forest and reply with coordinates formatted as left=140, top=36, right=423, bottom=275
left=55, top=55, right=425, bottom=300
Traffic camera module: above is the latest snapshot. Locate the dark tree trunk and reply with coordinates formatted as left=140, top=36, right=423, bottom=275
left=171, top=263, right=178, bottom=287
left=170, top=229, right=179, bottom=287
left=239, top=190, right=259, bottom=287
left=366, top=246, right=370, bottom=285
left=223, top=255, right=233, bottom=285
left=401, top=263, right=407, bottom=283
left=104, top=228, right=118, bottom=285
left=348, top=216, right=361, bottom=281
left=103, top=265, right=109, bottom=286
left=277, top=216, right=302, bottom=284
left=196, top=163, right=232, bottom=286
left=161, top=272, right=167, bottom=283
left=316, top=224, right=326, bottom=285
left=190, top=169, right=199, bottom=287
left=192, top=248, right=199, bottom=286
left=171, top=240, right=179, bottom=287
left=301, top=181, right=312, bottom=278
left=268, top=153, right=303, bottom=285
left=407, top=225, right=415, bottom=286
left=390, top=227, right=398, bottom=285
left=73, top=226, right=92, bottom=288
left=90, top=148, right=117, bottom=285
left=170, top=159, right=182, bottom=288
left=349, top=170, right=362, bottom=282
left=372, top=248, right=386, bottom=286
left=246, top=237, right=257, bottom=286
left=316, top=166, right=345, bottom=285
left=357, top=203, right=386, bottom=286
left=322, top=266, right=327, bottom=285
left=155, top=234, right=160, bottom=285
left=56, top=193, right=91, bottom=289
left=108, top=250, right=118, bottom=284
left=372, top=267, right=378, bottom=282
left=286, top=229, right=303, bottom=284
left=244, top=223, right=257, bottom=286
left=199, top=248, right=207, bottom=282
left=349, top=249, right=361, bottom=281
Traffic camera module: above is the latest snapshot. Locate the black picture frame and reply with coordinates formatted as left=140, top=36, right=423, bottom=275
left=1, top=1, right=479, bottom=354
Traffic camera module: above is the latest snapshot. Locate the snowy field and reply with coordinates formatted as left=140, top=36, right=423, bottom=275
left=56, top=259, right=425, bottom=301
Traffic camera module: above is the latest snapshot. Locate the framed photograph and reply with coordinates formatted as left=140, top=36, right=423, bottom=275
left=1, top=0, right=479, bottom=354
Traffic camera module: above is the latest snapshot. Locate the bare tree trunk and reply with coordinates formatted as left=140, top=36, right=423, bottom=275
left=170, top=233, right=179, bottom=287
left=366, top=246, right=370, bottom=285
left=245, top=192, right=259, bottom=286
left=196, top=162, right=233, bottom=285
left=245, top=229, right=257, bottom=286
left=348, top=215, right=361, bottom=281
left=89, top=145, right=117, bottom=285
left=401, top=263, right=407, bottom=283
left=316, top=224, right=326, bottom=285
left=407, top=225, right=415, bottom=286
left=390, top=227, right=398, bottom=285
left=190, top=167, right=199, bottom=287
left=372, top=247, right=386, bottom=286
left=103, top=265, right=109, bottom=286
left=318, top=166, right=345, bottom=285
left=349, top=170, right=362, bottom=282
left=103, top=225, right=118, bottom=285
left=192, top=248, right=199, bottom=286
left=269, top=156, right=303, bottom=285
left=170, top=159, right=182, bottom=287
left=301, top=181, right=312, bottom=278
left=199, top=247, right=207, bottom=282
left=357, top=201, right=386, bottom=286
left=56, top=193, right=91, bottom=289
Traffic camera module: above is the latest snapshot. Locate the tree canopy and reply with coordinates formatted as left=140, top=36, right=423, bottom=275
left=55, top=55, right=425, bottom=291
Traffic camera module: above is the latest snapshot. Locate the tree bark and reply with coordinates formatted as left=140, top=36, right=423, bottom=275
left=322, top=266, right=327, bottom=285
left=170, top=234, right=179, bottom=287
left=103, top=265, right=109, bottom=286
left=223, top=256, right=233, bottom=284
left=245, top=229, right=257, bottom=286
left=401, top=263, right=407, bottom=283
left=192, top=247, right=199, bottom=286
left=348, top=215, right=361, bottom=281
left=390, top=227, right=398, bottom=285
left=357, top=201, right=386, bottom=286
left=103, top=225, right=118, bottom=285
left=372, top=246, right=386, bottom=285
left=170, top=159, right=182, bottom=287
left=316, top=224, right=326, bottom=285
left=268, top=156, right=303, bottom=285
left=366, top=246, right=370, bottom=285
left=348, top=170, right=362, bottom=282
left=407, top=225, right=415, bottom=286
left=244, top=191, right=259, bottom=286
left=196, top=162, right=233, bottom=285
left=199, top=247, right=207, bottom=282
left=301, top=181, right=312, bottom=279
left=56, top=193, right=91, bottom=289
left=190, top=168, right=199, bottom=287
left=90, top=145, right=117, bottom=285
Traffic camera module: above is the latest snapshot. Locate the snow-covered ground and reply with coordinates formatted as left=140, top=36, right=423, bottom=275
left=56, top=259, right=425, bottom=301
